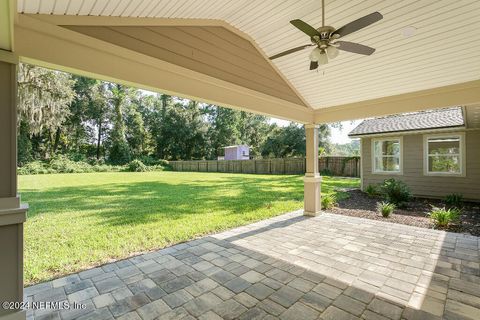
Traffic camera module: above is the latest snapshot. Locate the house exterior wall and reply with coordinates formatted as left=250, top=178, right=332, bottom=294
left=361, top=130, right=480, bottom=200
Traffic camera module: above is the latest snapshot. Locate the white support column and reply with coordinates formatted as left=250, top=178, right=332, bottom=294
left=304, top=124, right=322, bottom=216
left=0, top=51, right=28, bottom=320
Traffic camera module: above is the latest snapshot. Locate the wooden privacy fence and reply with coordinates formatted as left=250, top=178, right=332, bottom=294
left=170, top=156, right=360, bottom=177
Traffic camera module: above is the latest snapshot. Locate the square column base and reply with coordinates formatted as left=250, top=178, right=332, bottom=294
left=304, top=175, right=322, bottom=216
left=0, top=310, right=26, bottom=320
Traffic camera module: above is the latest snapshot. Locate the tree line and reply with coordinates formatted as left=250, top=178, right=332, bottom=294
left=17, top=64, right=336, bottom=166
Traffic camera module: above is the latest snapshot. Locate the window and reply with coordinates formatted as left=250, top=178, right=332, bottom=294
left=372, top=138, right=402, bottom=174
left=424, top=134, right=465, bottom=175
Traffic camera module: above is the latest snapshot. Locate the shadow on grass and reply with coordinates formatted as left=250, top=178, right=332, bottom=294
left=21, top=175, right=358, bottom=226
left=21, top=175, right=307, bottom=226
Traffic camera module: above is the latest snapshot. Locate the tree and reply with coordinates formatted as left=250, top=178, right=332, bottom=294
left=17, top=63, right=76, bottom=159
left=125, top=93, right=146, bottom=158
left=65, top=76, right=101, bottom=159
left=207, top=106, right=241, bottom=158
left=330, top=140, right=360, bottom=156
left=107, top=83, right=132, bottom=164
left=261, top=123, right=332, bottom=158
left=261, top=123, right=306, bottom=158
left=154, top=94, right=173, bottom=159
left=89, top=82, right=111, bottom=160
left=237, top=112, right=270, bottom=157
left=17, top=64, right=337, bottom=165
left=156, top=99, right=209, bottom=160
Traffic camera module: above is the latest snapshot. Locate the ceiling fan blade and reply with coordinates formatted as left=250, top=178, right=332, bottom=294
left=269, top=44, right=314, bottom=60
left=333, top=12, right=383, bottom=38
left=290, top=19, right=320, bottom=37
left=310, top=61, right=318, bottom=70
left=337, top=41, right=376, bottom=55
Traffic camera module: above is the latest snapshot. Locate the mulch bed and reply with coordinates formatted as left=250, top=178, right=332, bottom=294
left=329, top=189, right=480, bottom=236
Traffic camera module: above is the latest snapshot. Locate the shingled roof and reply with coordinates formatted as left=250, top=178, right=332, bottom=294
left=349, top=107, right=465, bottom=137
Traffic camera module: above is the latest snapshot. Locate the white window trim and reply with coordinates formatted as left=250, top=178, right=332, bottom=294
left=423, top=133, right=466, bottom=177
left=371, top=137, right=403, bottom=175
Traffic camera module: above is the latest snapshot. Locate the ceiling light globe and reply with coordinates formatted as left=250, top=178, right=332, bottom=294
left=318, top=51, right=328, bottom=65
left=309, top=47, right=322, bottom=62
left=326, top=46, right=339, bottom=59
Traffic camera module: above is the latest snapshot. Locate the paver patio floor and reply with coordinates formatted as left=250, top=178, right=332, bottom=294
left=26, top=211, right=480, bottom=320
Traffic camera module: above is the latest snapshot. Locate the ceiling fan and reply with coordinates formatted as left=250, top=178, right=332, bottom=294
left=269, top=0, right=383, bottom=70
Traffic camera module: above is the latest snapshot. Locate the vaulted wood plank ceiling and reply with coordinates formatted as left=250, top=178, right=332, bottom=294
left=18, top=0, right=480, bottom=110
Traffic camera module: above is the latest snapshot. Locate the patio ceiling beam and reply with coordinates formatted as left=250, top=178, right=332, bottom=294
left=14, top=14, right=314, bottom=124
left=0, top=0, right=15, bottom=51
left=314, top=80, right=480, bottom=123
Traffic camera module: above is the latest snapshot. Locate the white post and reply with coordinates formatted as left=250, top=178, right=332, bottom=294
left=0, top=52, right=28, bottom=320
left=304, top=124, right=322, bottom=216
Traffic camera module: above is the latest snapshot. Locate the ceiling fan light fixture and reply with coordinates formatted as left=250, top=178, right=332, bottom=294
left=326, top=46, right=339, bottom=59
left=318, top=51, right=328, bottom=65
left=269, top=2, right=383, bottom=70
left=309, top=47, right=322, bottom=62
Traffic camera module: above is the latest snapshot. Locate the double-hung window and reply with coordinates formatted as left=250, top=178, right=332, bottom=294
left=372, top=138, right=402, bottom=174
left=424, top=134, right=465, bottom=176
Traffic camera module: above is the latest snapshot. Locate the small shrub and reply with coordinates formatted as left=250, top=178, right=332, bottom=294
left=365, top=184, right=379, bottom=197
left=429, top=207, right=460, bottom=228
left=17, top=161, right=50, bottom=175
left=320, top=168, right=332, bottom=176
left=49, top=155, right=93, bottom=173
left=137, top=155, right=159, bottom=166
left=321, top=194, right=337, bottom=210
left=445, top=193, right=464, bottom=209
left=377, top=201, right=396, bottom=218
left=381, top=178, right=411, bottom=206
left=126, top=159, right=148, bottom=172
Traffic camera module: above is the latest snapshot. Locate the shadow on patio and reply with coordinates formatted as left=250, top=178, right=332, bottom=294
left=25, top=210, right=480, bottom=320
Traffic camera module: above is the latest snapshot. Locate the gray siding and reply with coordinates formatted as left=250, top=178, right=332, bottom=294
left=361, top=130, right=480, bottom=200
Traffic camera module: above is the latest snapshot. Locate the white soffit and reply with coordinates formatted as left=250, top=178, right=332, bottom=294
left=18, top=0, right=480, bottom=110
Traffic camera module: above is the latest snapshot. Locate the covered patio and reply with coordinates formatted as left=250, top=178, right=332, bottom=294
left=1, top=0, right=480, bottom=319
left=25, top=211, right=479, bottom=319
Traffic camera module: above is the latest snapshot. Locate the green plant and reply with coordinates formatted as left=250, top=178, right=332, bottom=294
left=365, top=184, right=379, bottom=197
left=381, top=178, right=411, bottom=206
left=17, top=161, right=51, bottom=175
left=321, top=194, right=337, bottom=210
left=444, top=193, right=464, bottom=209
left=126, top=159, right=148, bottom=172
left=429, top=207, right=460, bottom=228
left=320, top=168, right=332, bottom=176
left=377, top=201, right=395, bottom=218
left=48, top=155, right=94, bottom=173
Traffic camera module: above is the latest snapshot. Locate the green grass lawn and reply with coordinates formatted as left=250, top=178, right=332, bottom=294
left=19, top=171, right=359, bottom=285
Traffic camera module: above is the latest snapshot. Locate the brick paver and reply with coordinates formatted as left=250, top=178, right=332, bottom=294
left=25, top=211, right=480, bottom=319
